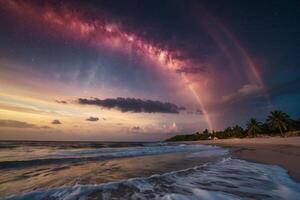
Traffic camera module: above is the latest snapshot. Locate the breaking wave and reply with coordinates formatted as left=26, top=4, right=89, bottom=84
left=0, top=144, right=228, bottom=169
left=6, top=158, right=300, bottom=200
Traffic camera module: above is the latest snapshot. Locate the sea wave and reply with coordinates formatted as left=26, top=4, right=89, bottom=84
left=0, top=144, right=228, bottom=169
left=5, top=158, right=300, bottom=200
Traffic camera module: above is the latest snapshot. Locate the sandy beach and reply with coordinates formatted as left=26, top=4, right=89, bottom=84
left=1, top=140, right=300, bottom=199
left=196, top=136, right=300, bottom=182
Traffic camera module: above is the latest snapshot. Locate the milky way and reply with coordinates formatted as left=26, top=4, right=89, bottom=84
left=0, top=0, right=299, bottom=140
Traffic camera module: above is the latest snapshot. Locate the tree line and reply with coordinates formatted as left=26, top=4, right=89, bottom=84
left=166, top=110, right=300, bottom=141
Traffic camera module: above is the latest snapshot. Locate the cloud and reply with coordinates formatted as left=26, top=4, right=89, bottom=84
left=0, top=120, right=50, bottom=129
left=187, top=109, right=203, bottom=115
left=221, top=84, right=264, bottom=103
left=162, top=122, right=179, bottom=133
left=175, top=66, right=206, bottom=74
left=51, top=119, right=62, bottom=125
left=78, top=97, right=185, bottom=114
left=132, top=126, right=141, bottom=132
left=86, top=116, right=99, bottom=122
left=40, top=126, right=51, bottom=129
left=55, top=100, right=67, bottom=104
left=130, top=126, right=143, bottom=133
left=225, top=78, right=300, bottom=103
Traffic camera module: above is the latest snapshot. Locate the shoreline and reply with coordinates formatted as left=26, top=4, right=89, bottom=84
left=193, top=136, right=300, bottom=182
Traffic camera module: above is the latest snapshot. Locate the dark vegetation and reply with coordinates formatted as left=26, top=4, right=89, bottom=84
left=166, top=110, right=300, bottom=141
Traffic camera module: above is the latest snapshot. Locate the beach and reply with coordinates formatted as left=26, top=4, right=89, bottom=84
left=1, top=140, right=300, bottom=199
left=196, top=136, right=300, bottom=182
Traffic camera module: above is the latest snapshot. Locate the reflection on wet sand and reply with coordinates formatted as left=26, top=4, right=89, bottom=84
left=0, top=152, right=221, bottom=197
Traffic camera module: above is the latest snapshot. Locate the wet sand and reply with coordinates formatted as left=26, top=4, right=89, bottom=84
left=195, top=137, right=300, bottom=182
left=0, top=151, right=222, bottom=197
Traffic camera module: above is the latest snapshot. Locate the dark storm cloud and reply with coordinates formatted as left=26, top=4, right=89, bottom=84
left=86, top=116, right=99, bottom=122
left=0, top=120, right=50, bottom=129
left=78, top=97, right=185, bottom=114
left=51, top=120, right=62, bottom=125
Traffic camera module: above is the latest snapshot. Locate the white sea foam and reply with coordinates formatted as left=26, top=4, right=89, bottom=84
left=6, top=158, right=300, bottom=200
left=0, top=144, right=228, bottom=169
left=51, top=144, right=228, bottom=159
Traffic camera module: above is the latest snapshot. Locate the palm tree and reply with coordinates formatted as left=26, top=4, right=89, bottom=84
left=232, top=125, right=244, bottom=138
left=267, top=110, right=290, bottom=137
left=246, top=118, right=261, bottom=137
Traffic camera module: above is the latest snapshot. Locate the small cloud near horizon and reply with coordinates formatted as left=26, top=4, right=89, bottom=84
left=86, top=116, right=99, bottom=122
left=132, top=126, right=141, bottom=131
left=0, top=120, right=50, bottom=129
left=187, top=109, right=203, bottom=115
left=51, top=119, right=62, bottom=125
left=55, top=100, right=68, bottom=104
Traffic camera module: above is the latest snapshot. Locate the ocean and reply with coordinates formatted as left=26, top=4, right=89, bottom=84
left=0, top=141, right=299, bottom=199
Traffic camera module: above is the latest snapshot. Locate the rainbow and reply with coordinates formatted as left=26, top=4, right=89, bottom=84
left=1, top=0, right=270, bottom=131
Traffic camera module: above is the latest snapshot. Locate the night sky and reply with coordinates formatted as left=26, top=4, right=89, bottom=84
left=0, top=0, right=299, bottom=141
